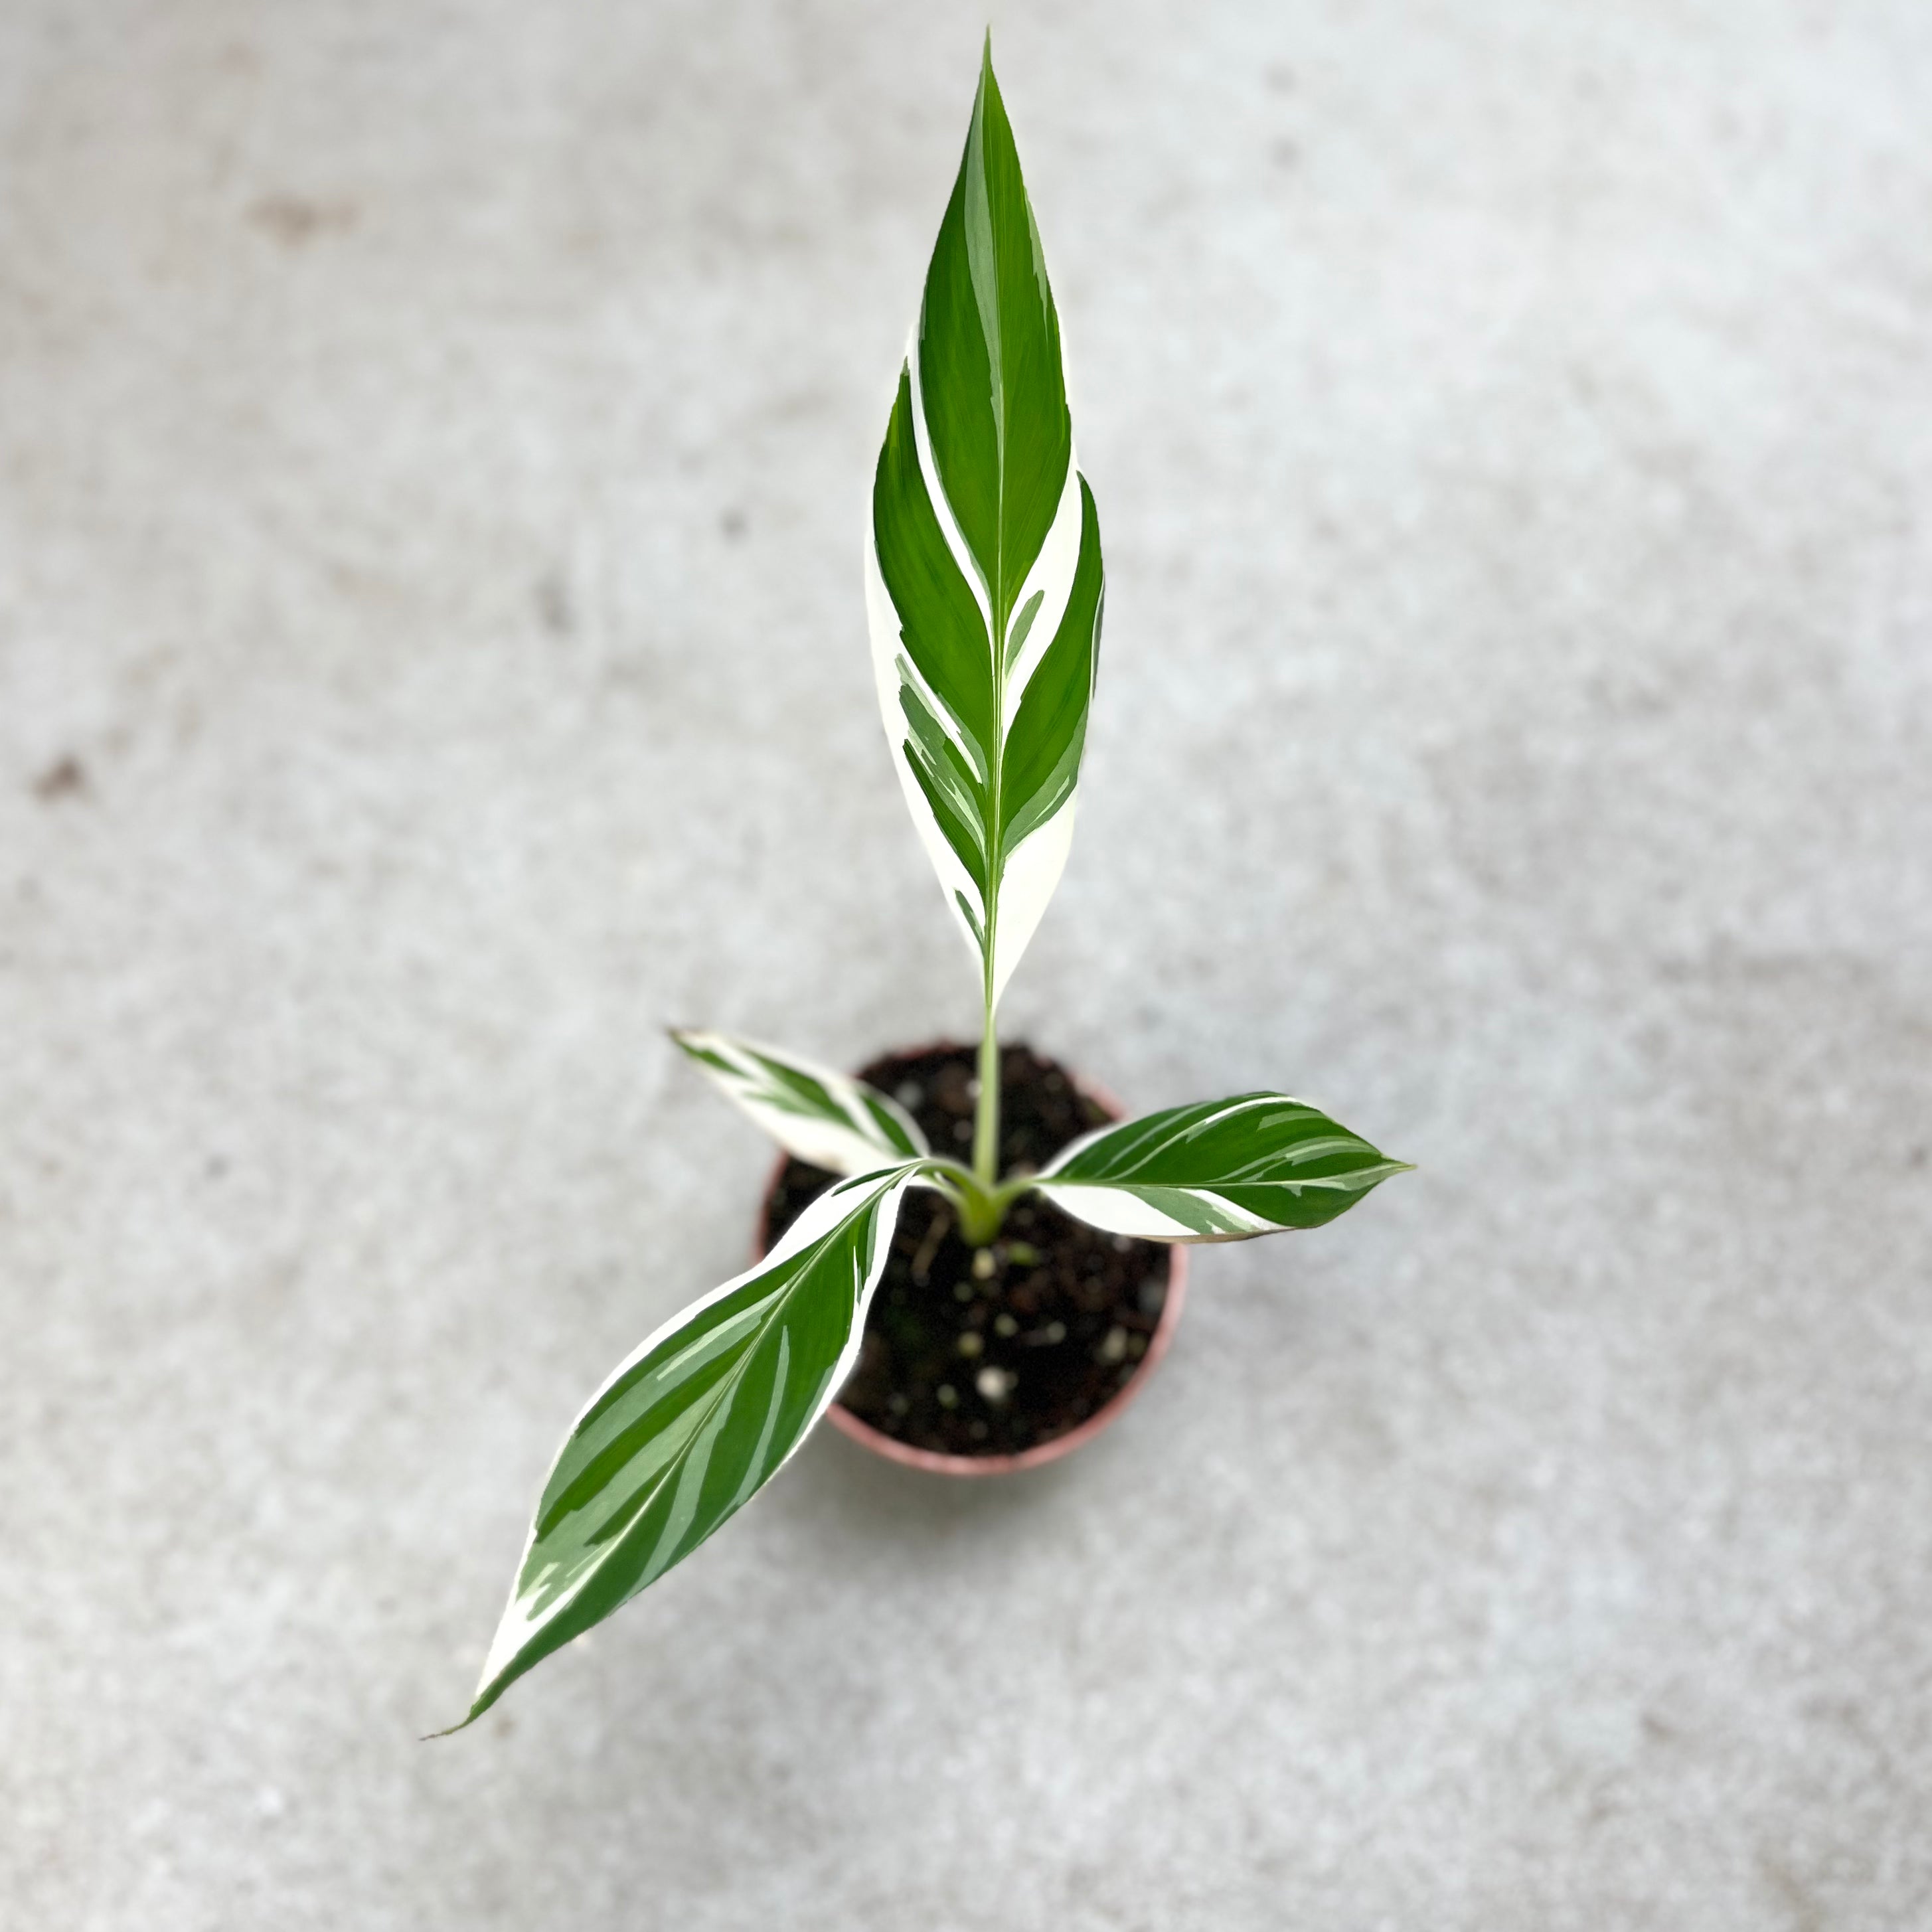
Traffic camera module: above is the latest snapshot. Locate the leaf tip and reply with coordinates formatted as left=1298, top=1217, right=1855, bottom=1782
left=422, top=1683, right=498, bottom=1741
left=977, top=25, right=1003, bottom=108
left=667, top=1026, right=719, bottom=1065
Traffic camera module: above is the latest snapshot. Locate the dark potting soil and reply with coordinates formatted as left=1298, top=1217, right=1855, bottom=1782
left=760, top=1043, right=1172, bottom=1460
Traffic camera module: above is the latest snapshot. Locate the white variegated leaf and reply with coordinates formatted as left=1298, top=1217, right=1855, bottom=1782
left=866, top=46, right=1103, bottom=1008
left=451, top=1165, right=916, bottom=1728
left=671, top=1029, right=927, bottom=1174
left=1036, top=1095, right=1410, bottom=1244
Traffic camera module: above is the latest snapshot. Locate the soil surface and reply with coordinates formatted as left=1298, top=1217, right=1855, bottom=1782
left=760, top=1043, right=1174, bottom=1459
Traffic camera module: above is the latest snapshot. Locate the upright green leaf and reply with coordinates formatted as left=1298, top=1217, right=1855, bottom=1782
left=1036, top=1095, right=1411, bottom=1243
left=453, top=1167, right=915, bottom=1728
left=865, top=42, right=1102, bottom=1006
left=671, top=1028, right=927, bottom=1174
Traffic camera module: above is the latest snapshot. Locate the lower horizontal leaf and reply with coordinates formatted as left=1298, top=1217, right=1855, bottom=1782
left=671, top=1028, right=927, bottom=1174
left=452, top=1165, right=915, bottom=1729
left=1034, top=1094, right=1409, bottom=1243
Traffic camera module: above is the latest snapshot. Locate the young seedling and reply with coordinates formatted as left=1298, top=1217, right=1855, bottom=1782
left=447, top=43, right=1408, bottom=1731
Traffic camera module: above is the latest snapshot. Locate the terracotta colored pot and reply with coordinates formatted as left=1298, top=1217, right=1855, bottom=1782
left=758, top=1044, right=1188, bottom=1478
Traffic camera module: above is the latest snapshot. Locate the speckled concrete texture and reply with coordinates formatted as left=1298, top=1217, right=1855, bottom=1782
left=3, top=3, right=1929, bottom=1926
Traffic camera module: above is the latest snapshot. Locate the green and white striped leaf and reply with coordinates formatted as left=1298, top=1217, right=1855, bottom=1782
left=1036, top=1095, right=1410, bottom=1244
left=865, top=43, right=1103, bottom=1008
left=671, top=1028, right=927, bottom=1175
left=455, top=1166, right=915, bottom=1728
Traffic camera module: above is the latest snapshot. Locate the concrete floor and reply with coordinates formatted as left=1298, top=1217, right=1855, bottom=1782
left=3, top=2, right=1929, bottom=1925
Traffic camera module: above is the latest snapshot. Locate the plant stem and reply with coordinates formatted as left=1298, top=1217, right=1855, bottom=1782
left=969, top=497, right=1011, bottom=1230
left=973, top=995, right=1001, bottom=1190
left=920, top=1153, right=1027, bottom=1249
left=958, top=957, right=1003, bottom=1246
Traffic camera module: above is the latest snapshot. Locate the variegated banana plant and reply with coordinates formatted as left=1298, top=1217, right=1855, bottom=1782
left=445, top=42, right=1409, bottom=1733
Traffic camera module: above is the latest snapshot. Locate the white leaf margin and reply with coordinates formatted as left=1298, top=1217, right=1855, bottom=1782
left=1030, top=1179, right=1281, bottom=1244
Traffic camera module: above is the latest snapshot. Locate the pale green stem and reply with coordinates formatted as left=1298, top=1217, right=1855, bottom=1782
left=973, top=993, right=1001, bottom=1190
left=965, top=949, right=1005, bottom=1244
left=920, top=1155, right=995, bottom=1247
left=919, top=1153, right=1032, bottom=1249
left=973, top=562, right=1010, bottom=1206
left=969, top=419, right=1014, bottom=1234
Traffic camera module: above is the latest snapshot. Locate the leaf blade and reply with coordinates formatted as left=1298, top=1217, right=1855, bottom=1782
left=671, top=1030, right=927, bottom=1174
left=1036, top=1095, right=1411, bottom=1243
left=457, top=1167, right=914, bottom=1727
left=867, top=48, right=1098, bottom=1006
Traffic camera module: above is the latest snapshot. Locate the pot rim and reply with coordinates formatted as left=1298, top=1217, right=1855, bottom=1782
left=757, top=1039, right=1188, bottom=1479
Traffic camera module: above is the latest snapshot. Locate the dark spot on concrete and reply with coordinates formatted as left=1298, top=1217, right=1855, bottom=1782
left=534, top=572, right=574, bottom=635
left=720, top=508, right=747, bottom=540
left=33, top=755, right=87, bottom=801
left=1909, top=1145, right=1927, bottom=1168
left=1270, top=138, right=1299, bottom=171
left=248, top=195, right=357, bottom=246
left=1265, top=63, right=1295, bottom=94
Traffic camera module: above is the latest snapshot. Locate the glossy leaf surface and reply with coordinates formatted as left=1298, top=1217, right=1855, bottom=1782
left=1036, top=1095, right=1409, bottom=1243
left=456, top=1167, right=915, bottom=1727
left=672, top=1028, right=927, bottom=1174
left=865, top=44, right=1102, bottom=1006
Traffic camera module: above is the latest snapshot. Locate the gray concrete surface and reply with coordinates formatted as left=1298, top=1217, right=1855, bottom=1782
left=4, top=1, right=1929, bottom=1925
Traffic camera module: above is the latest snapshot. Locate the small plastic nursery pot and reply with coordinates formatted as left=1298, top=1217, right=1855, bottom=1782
left=757, top=1042, right=1188, bottom=1479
